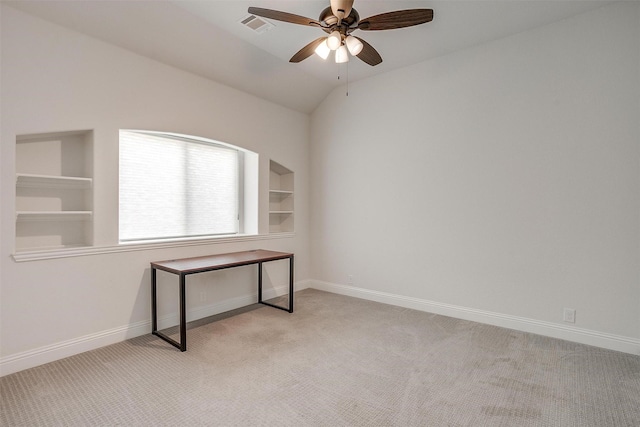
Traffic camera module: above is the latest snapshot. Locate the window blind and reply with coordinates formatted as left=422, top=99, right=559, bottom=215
left=119, top=131, right=239, bottom=241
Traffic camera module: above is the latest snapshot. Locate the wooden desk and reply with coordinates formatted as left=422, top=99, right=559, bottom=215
left=151, top=249, right=294, bottom=351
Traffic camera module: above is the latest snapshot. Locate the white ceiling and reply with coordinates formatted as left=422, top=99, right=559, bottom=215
left=4, top=0, right=612, bottom=113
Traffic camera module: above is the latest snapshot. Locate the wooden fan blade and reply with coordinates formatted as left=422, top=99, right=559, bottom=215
left=248, top=7, right=323, bottom=28
left=354, top=37, right=382, bottom=66
left=290, top=37, right=327, bottom=63
left=358, top=9, right=434, bottom=31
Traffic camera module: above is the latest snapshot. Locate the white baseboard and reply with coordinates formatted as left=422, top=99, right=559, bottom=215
left=0, top=280, right=311, bottom=377
left=0, top=320, right=151, bottom=378
left=4, top=278, right=634, bottom=377
left=309, top=280, right=640, bottom=356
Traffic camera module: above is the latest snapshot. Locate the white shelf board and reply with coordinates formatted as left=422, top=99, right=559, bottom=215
left=14, top=243, right=91, bottom=254
left=16, top=211, right=93, bottom=222
left=16, top=173, right=92, bottom=189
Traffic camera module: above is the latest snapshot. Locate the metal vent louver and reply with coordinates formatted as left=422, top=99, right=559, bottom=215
left=239, top=15, right=274, bottom=34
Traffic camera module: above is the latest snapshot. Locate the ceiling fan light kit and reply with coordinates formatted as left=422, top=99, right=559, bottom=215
left=314, top=40, right=331, bottom=60
left=327, top=30, right=342, bottom=50
left=335, top=45, right=350, bottom=63
left=247, top=0, right=434, bottom=67
left=345, top=36, right=363, bottom=56
left=313, top=34, right=362, bottom=63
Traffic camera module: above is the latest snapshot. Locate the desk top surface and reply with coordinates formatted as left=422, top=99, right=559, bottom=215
left=151, top=249, right=293, bottom=274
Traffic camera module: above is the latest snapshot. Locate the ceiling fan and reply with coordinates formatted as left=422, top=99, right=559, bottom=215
left=247, top=0, right=434, bottom=66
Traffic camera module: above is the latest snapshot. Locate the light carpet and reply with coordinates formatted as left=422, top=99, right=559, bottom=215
left=1, top=289, right=639, bottom=426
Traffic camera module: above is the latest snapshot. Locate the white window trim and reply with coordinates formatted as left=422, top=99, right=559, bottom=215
left=12, top=232, right=295, bottom=262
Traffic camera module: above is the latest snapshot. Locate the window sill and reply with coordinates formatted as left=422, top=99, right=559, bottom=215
left=12, top=232, right=295, bottom=262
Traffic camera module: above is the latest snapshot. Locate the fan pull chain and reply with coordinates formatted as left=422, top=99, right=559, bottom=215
left=337, top=62, right=349, bottom=97
left=346, top=61, right=349, bottom=97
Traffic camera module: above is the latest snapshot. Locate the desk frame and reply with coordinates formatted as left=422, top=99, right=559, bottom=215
left=151, top=249, right=294, bottom=351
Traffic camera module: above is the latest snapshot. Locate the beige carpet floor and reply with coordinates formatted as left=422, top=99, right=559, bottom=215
left=1, top=289, right=639, bottom=426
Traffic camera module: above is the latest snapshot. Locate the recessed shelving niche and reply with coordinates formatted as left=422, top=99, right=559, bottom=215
left=15, top=130, right=94, bottom=252
left=269, top=160, right=294, bottom=233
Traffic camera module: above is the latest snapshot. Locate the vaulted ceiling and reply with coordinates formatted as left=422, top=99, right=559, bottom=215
left=5, top=0, right=611, bottom=113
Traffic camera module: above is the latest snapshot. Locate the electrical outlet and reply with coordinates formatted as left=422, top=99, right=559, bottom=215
left=563, top=308, right=576, bottom=323
left=199, top=291, right=206, bottom=302
left=347, top=275, right=354, bottom=285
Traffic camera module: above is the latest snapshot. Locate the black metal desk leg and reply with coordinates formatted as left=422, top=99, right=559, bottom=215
left=257, top=258, right=294, bottom=313
left=151, top=267, right=157, bottom=332
left=258, top=261, right=263, bottom=303
left=289, top=255, right=294, bottom=313
left=151, top=268, right=186, bottom=351
left=179, top=273, right=187, bottom=352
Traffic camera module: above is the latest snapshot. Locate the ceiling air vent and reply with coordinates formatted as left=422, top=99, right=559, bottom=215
left=239, top=14, right=275, bottom=34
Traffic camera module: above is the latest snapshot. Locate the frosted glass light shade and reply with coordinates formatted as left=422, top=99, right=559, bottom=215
left=345, top=36, right=363, bottom=56
left=335, top=45, right=349, bottom=63
left=327, top=31, right=342, bottom=50
left=315, top=39, right=330, bottom=60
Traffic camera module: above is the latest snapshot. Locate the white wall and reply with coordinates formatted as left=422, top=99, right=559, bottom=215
left=1, top=2, right=638, bottom=376
left=0, top=6, right=310, bottom=374
left=310, top=2, right=640, bottom=352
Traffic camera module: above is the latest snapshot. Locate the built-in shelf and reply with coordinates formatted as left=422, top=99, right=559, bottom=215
left=16, top=173, right=93, bottom=189
left=16, top=211, right=93, bottom=222
left=15, top=130, right=94, bottom=252
left=269, top=160, right=294, bottom=234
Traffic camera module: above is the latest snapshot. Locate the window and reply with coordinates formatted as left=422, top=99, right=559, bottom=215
left=119, top=130, right=250, bottom=242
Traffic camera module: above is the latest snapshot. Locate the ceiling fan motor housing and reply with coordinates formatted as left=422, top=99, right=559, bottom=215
left=330, top=0, right=354, bottom=22
left=320, top=6, right=360, bottom=34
